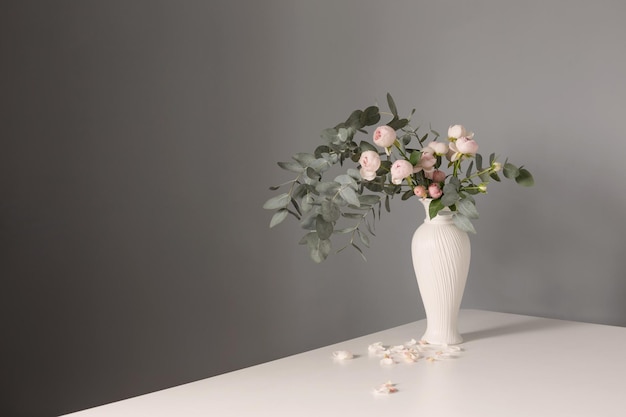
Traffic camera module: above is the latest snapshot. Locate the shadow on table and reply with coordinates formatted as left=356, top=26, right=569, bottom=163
left=462, top=316, right=576, bottom=342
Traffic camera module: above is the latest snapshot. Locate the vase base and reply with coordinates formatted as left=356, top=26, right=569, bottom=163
left=421, top=332, right=463, bottom=346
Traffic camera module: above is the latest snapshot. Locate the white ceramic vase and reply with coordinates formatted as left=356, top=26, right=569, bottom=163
left=411, top=198, right=471, bottom=345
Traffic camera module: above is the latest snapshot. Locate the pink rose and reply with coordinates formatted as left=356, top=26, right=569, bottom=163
left=419, top=149, right=437, bottom=169
left=448, top=125, right=467, bottom=139
left=390, top=160, right=413, bottom=185
left=359, top=150, right=381, bottom=172
left=432, top=169, right=446, bottom=183
left=455, top=136, right=479, bottom=155
left=428, top=183, right=443, bottom=199
left=414, top=148, right=437, bottom=176
left=428, top=141, right=449, bottom=155
left=414, top=185, right=427, bottom=198
left=448, top=136, right=479, bottom=161
left=423, top=167, right=436, bottom=179
left=359, top=167, right=377, bottom=181
left=358, top=151, right=381, bottom=181
left=373, top=125, right=397, bottom=148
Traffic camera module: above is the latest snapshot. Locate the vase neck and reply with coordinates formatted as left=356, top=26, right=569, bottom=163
left=420, top=198, right=455, bottom=224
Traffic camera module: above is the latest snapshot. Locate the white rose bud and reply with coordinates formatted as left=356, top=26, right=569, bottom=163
left=448, top=125, right=467, bottom=139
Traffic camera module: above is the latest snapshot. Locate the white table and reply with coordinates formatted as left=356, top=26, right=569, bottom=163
left=63, top=310, right=626, bottom=416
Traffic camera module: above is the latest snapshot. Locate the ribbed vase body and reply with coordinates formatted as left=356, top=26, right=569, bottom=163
left=411, top=199, right=471, bottom=345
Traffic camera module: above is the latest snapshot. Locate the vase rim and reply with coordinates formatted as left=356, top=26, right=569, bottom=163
left=419, top=198, right=455, bottom=223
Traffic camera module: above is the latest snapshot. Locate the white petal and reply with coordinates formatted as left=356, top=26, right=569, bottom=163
left=332, top=350, right=353, bottom=361
left=380, top=356, right=394, bottom=366
left=373, top=381, right=398, bottom=395
left=368, top=342, right=386, bottom=356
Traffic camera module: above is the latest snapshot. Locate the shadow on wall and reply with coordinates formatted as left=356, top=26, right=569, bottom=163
left=468, top=168, right=626, bottom=327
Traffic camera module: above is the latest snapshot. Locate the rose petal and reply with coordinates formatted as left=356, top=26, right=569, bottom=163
left=332, top=350, right=353, bottom=361
left=405, top=338, right=417, bottom=347
left=380, top=355, right=394, bottom=366
left=368, top=342, right=388, bottom=357
left=373, top=381, right=398, bottom=395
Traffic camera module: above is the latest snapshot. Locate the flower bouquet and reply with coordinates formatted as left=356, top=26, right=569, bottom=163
left=264, top=94, right=533, bottom=263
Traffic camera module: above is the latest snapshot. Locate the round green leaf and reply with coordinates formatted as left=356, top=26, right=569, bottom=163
left=515, top=168, right=534, bottom=186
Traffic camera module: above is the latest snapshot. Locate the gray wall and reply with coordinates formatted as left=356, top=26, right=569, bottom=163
left=2, top=1, right=625, bottom=416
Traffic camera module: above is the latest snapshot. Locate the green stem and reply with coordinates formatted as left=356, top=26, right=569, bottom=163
left=463, top=165, right=495, bottom=183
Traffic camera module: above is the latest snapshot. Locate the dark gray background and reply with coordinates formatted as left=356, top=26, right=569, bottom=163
left=2, top=1, right=625, bottom=416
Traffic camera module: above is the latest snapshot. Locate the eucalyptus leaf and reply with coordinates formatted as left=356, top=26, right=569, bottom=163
left=359, top=195, right=380, bottom=205
left=309, top=158, right=332, bottom=172
left=365, top=218, right=376, bottom=236
left=351, top=242, right=367, bottom=261
left=320, top=128, right=338, bottom=143
left=315, top=215, right=334, bottom=240
left=479, top=172, right=491, bottom=182
left=387, top=117, right=408, bottom=131
left=347, top=168, right=361, bottom=180
left=301, top=194, right=314, bottom=213
left=443, top=182, right=459, bottom=194
left=358, top=229, right=370, bottom=247
left=463, top=194, right=476, bottom=204
left=387, top=93, right=398, bottom=117
left=269, top=209, right=289, bottom=228
left=441, top=190, right=459, bottom=207
left=293, top=153, right=316, bottom=166
left=364, top=181, right=384, bottom=192
left=305, top=167, right=321, bottom=180
left=263, top=193, right=290, bottom=210
left=300, top=214, right=317, bottom=230
left=515, top=168, right=534, bottom=186
left=309, top=234, right=331, bottom=263
left=457, top=198, right=479, bottom=219
left=340, top=186, right=361, bottom=207
left=277, top=161, right=303, bottom=173
left=321, top=200, right=341, bottom=222
left=344, top=110, right=364, bottom=130
left=465, top=160, right=474, bottom=178
left=453, top=213, right=476, bottom=234
left=428, top=198, right=445, bottom=219
left=335, top=174, right=357, bottom=189
left=360, top=106, right=381, bottom=126
left=359, top=141, right=378, bottom=152
left=503, top=162, right=519, bottom=179
left=475, top=153, right=483, bottom=171
left=401, top=189, right=414, bottom=200
left=314, top=145, right=331, bottom=158
left=290, top=198, right=302, bottom=216
left=316, top=181, right=340, bottom=194
left=378, top=160, right=392, bottom=174
left=337, top=128, right=349, bottom=143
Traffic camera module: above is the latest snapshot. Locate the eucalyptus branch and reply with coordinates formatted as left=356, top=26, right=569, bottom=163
left=265, top=93, right=534, bottom=262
